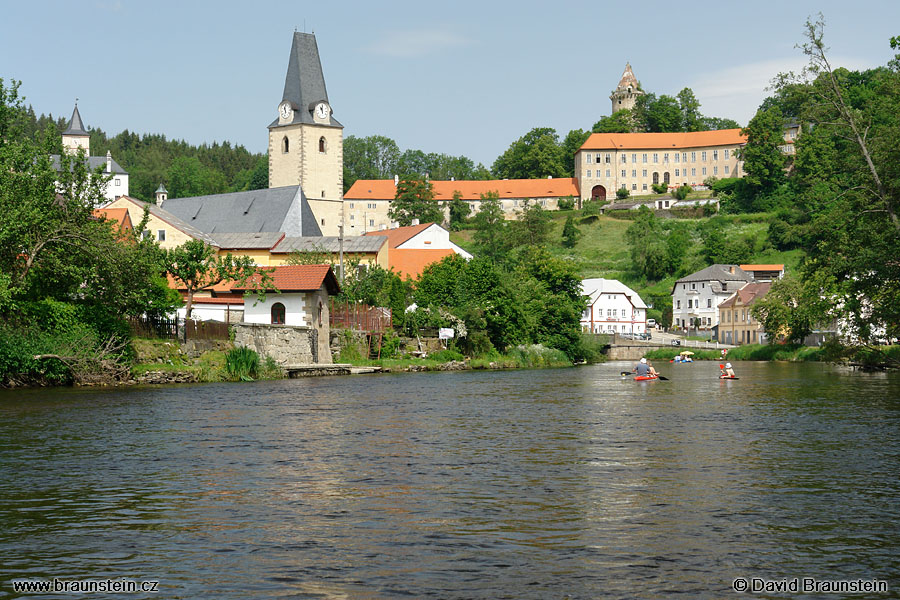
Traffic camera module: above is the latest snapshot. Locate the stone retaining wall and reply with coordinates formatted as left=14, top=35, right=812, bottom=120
left=232, top=323, right=327, bottom=365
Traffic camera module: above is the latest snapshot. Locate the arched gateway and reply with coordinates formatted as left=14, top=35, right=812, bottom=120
left=591, top=185, right=607, bottom=201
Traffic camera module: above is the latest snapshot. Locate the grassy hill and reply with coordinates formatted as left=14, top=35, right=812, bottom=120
left=450, top=206, right=803, bottom=323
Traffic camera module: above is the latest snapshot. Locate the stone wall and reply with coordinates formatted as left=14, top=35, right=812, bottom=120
left=232, top=323, right=328, bottom=365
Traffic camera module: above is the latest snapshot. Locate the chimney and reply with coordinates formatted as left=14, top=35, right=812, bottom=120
left=106, top=150, right=112, bottom=173
left=394, top=174, right=399, bottom=186
left=411, top=218, right=420, bottom=226
left=729, top=266, right=735, bottom=274
left=547, top=175, right=553, bottom=179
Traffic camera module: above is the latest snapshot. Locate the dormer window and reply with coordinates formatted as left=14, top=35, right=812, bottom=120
left=319, top=137, right=326, bottom=153
left=282, top=136, right=289, bottom=153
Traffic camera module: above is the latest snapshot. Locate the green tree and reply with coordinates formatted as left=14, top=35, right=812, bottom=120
left=165, top=240, right=272, bottom=319
left=739, top=106, right=786, bottom=198
left=677, top=87, right=703, bottom=132
left=342, top=134, right=400, bottom=192
left=509, top=201, right=551, bottom=247
left=751, top=275, right=820, bottom=343
left=593, top=109, right=635, bottom=133
left=388, top=177, right=443, bottom=226
left=702, top=116, right=741, bottom=130
left=625, top=207, right=669, bottom=280
left=447, top=190, right=470, bottom=231
left=492, top=127, right=566, bottom=179
left=472, top=191, right=507, bottom=263
left=562, top=128, right=591, bottom=176
left=616, top=187, right=630, bottom=199
left=561, top=215, right=581, bottom=248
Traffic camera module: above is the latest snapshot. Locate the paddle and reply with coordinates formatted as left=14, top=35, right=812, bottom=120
left=620, top=371, right=669, bottom=381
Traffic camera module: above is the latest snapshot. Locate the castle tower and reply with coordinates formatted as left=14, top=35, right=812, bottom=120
left=62, top=103, right=90, bottom=156
left=610, top=63, right=644, bottom=115
left=268, top=32, right=344, bottom=236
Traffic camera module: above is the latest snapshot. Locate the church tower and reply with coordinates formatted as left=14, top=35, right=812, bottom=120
left=268, top=32, right=344, bottom=236
left=62, top=103, right=90, bottom=156
left=610, top=63, right=644, bottom=115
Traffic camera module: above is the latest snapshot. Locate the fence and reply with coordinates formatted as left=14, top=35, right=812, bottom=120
left=128, top=316, right=231, bottom=341
left=330, top=301, right=392, bottom=332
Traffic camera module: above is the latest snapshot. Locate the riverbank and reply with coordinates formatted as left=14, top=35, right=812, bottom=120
left=643, top=342, right=900, bottom=369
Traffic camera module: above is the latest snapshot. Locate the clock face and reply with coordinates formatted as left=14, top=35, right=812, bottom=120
left=315, top=103, right=329, bottom=120
left=279, top=103, right=291, bottom=120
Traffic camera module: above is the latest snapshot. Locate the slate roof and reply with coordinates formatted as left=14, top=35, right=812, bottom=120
left=345, top=178, right=579, bottom=201
left=160, top=186, right=322, bottom=237
left=581, top=129, right=746, bottom=151
left=674, top=264, right=754, bottom=294
left=63, top=105, right=89, bottom=136
left=272, top=236, right=387, bottom=254
left=269, top=32, right=342, bottom=129
left=117, top=196, right=218, bottom=246
left=231, top=264, right=340, bottom=295
left=581, top=278, right=648, bottom=309
left=50, top=154, right=128, bottom=175
left=208, top=232, right=286, bottom=250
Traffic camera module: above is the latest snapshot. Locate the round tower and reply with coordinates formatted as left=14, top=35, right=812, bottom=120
left=610, top=63, right=644, bottom=115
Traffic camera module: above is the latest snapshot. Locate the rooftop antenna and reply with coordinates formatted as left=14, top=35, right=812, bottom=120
left=75, top=97, right=79, bottom=107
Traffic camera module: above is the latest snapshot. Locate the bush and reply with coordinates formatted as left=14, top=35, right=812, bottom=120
left=507, top=344, right=571, bottom=368
left=673, top=184, right=691, bottom=200
left=0, top=325, right=75, bottom=387
left=428, top=349, right=464, bottom=362
left=557, top=196, right=576, bottom=210
left=651, top=183, right=668, bottom=194
left=616, top=188, right=631, bottom=199
left=225, top=346, right=260, bottom=381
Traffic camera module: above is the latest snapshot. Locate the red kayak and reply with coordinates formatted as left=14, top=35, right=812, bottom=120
left=635, top=375, right=659, bottom=381
left=719, top=375, right=739, bottom=380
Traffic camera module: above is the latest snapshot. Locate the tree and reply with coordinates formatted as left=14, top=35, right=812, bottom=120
left=633, top=93, right=683, bottom=132
left=165, top=240, right=271, bottom=319
left=509, top=201, right=551, bottom=247
left=562, top=128, right=591, bottom=176
left=673, top=184, right=691, bottom=200
left=472, top=191, right=507, bottom=263
left=625, top=207, right=669, bottom=280
left=388, top=177, right=443, bottom=226
left=342, top=135, right=400, bottom=192
left=702, top=116, right=741, bottom=130
left=447, top=191, right=470, bottom=231
left=616, top=187, right=630, bottom=199
left=751, top=275, right=819, bottom=343
left=492, top=127, right=566, bottom=179
left=593, top=109, right=634, bottom=133
left=739, top=106, right=786, bottom=198
left=561, top=215, right=581, bottom=248
left=677, top=88, right=703, bottom=132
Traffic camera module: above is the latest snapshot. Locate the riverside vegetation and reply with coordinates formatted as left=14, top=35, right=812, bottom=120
left=2, top=17, right=898, bottom=387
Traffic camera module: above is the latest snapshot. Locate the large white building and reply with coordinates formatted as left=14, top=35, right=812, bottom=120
left=671, top=264, right=754, bottom=331
left=581, top=278, right=648, bottom=335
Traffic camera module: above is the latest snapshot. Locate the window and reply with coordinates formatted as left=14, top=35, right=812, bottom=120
left=350, top=214, right=355, bottom=221
left=141, top=230, right=150, bottom=241
left=702, top=167, right=707, bottom=175
left=707, top=299, right=712, bottom=308
left=642, top=153, right=648, bottom=163
left=642, top=183, right=647, bottom=190
left=631, top=170, right=636, bottom=177
left=691, top=152, right=696, bottom=162
left=621, top=154, right=627, bottom=163
left=282, top=136, right=289, bottom=153
left=682, top=152, right=688, bottom=162
left=675, top=169, right=680, bottom=177
left=621, top=170, right=627, bottom=178
left=271, top=302, right=286, bottom=325
left=321, top=218, right=325, bottom=226
left=677, top=300, right=681, bottom=309
left=606, top=169, right=611, bottom=177
left=653, top=153, right=659, bottom=163
left=664, top=172, right=670, bottom=184
left=605, top=153, right=611, bottom=164
left=701, top=151, right=707, bottom=161
left=642, top=169, right=647, bottom=177
left=319, top=137, right=326, bottom=153
left=632, top=183, right=637, bottom=190
left=607, top=309, right=612, bottom=317
left=586, top=154, right=592, bottom=164
left=586, top=170, right=591, bottom=178
left=724, top=149, right=730, bottom=160
left=157, top=229, right=166, bottom=242
left=674, top=153, right=680, bottom=163
left=115, top=179, right=121, bottom=186
left=652, top=172, right=659, bottom=184
left=350, top=203, right=354, bottom=209
left=318, top=300, right=324, bottom=327
left=691, top=168, right=696, bottom=177
left=713, top=150, right=719, bottom=161
left=664, top=153, right=669, bottom=162
left=631, top=153, right=637, bottom=163
left=713, top=166, right=718, bottom=175
left=691, top=283, right=696, bottom=289
left=688, top=299, right=692, bottom=308
left=369, top=219, right=374, bottom=227
left=724, top=165, right=730, bottom=174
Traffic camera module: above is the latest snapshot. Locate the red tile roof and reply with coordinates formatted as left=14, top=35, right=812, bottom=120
left=580, top=129, right=747, bottom=151
left=390, top=248, right=456, bottom=280
left=363, top=223, right=433, bottom=248
left=230, top=264, right=340, bottom=295
left=740, top=264, right=785, bottom=272
left=93, top=207, right=133, bottom=234
left=719, top=282, right=772, bottom=308
left=345, top=178, right=579, bottom=201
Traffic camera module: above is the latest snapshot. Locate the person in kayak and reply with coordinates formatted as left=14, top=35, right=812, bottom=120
left=634, top=357, right=658, bottom=377
left=721, top=362, right=736, bottom=378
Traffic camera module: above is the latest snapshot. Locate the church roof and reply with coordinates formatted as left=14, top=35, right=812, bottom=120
left=50, top=154, right=128, bottom=175
left=269, top=32, right=342, bottom=129
left=160, top=185, right=322, bottom=237
left=63, top=104, right=89, bottom=136
left=345, top=178, right=580, bottom=201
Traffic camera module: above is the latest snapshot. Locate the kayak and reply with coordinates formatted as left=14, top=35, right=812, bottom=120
left=719, top=375, right=739, bottom=380
left=635, top=375, right=658, bottom=381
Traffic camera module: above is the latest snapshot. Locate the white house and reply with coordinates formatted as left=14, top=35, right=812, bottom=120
left=581, top=278, right=648, bottom=335
left=672, top=264, right=754, bottom=331
left=54, top=104, right=129, bottom=203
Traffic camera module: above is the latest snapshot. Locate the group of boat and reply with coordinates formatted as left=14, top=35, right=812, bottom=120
left=624, top=354, right=739, bottom=381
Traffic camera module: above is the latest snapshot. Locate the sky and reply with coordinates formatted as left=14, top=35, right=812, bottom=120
left=1, top=0, right=896, bottom=169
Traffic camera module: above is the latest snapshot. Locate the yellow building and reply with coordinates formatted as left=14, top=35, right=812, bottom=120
left=717, top=281, right=772, bottom=345
left=575, top=129, right=747, bottom=203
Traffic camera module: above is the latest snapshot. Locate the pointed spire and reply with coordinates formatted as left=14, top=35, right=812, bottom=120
left=615, top=63, right=639, bottom=93
left=281, top=32, right=329, bottom=115
left=63, top=103, right=89, bottom=136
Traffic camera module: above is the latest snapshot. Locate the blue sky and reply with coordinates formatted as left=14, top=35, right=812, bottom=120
left=1, top=0, right=896, bottom=168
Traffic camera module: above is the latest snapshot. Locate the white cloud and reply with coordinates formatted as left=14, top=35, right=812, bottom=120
left=690, top=55, right=870, bottom=125
left=367, top=29, right=472, bottom=58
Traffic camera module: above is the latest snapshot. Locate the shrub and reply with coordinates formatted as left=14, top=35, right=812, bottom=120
left=225, top=346, right=260, bottom=381
left=429, top=349, right=464, bottom=362
left=673, top=184, right=691, bottom=200
left=507, top=344, right=571, bottom=368
left=651, top=183, right=668, bottom=194
left=557, top=196, right=576, bottom=210
left=582, top=200, right=603, bottom=216
left=616, top=188, right=630, bottom=199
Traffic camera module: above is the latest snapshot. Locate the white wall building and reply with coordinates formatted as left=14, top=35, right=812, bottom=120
left=671, top=264, right=754, bottom=331
left=581, top=278, right=647, bottom=335
left=55, top=104, right=129, bottom=203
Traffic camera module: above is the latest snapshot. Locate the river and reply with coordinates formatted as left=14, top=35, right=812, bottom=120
left=1, top=361, right=898, bottom=599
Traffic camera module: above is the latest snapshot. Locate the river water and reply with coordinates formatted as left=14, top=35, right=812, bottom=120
left=1, top=361, right=898, bottom=599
